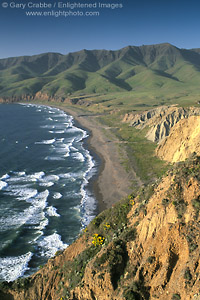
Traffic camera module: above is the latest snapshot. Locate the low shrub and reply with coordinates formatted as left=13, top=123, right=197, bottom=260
left=184, top=267, right=192, bottom=281
left=172, top=293, right=181, bottom=300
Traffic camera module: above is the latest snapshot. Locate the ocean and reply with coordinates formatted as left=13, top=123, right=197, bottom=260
left=0, top=103, right=98, bottom=282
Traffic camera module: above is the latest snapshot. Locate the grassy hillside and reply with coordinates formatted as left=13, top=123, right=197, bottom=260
left=1, top=43, right=200, bottom=107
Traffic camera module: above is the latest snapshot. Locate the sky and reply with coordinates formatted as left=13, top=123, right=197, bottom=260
left=0, top=0, right=200, bottom=58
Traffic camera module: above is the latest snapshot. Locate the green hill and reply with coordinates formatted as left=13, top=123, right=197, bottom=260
left=1, top=43, right=200, bottom=106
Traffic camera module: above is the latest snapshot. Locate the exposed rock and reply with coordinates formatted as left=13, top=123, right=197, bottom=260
left=123, top=105, right=200, bottom=143
left=0, top=93, right=91, bottom=106
left=1, top=157, right=200, bottom=299
left=156, top=116, right=200, bottom=162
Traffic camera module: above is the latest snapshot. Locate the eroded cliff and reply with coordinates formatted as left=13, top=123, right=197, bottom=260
left=1, top=156, right=200, bottom=300
left=156, top=116, right=200, bottom=162
left=123, top=106, right=200, bottom=143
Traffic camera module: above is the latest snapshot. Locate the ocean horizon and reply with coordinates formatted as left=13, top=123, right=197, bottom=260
left=0, top=103, right=98, bottom=282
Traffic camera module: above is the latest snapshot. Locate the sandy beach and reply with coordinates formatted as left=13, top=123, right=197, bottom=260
left=58, top=106, right=140, bottom=211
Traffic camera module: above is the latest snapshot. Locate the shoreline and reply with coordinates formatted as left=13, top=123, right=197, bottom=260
left=4, top=101, right=135, bottom=212
left=55, top=105, right=134, bottom=211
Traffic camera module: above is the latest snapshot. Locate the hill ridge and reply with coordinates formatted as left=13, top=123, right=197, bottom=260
left=1, top=43, right=200, bottom=100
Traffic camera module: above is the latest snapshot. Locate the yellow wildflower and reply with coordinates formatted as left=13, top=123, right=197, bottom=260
left=92, top=234, right=105, bottom=247
left=103, top=223, right=111, bottom=230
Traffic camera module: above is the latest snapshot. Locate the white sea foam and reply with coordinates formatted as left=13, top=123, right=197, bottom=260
left=57, top=138, right=65, bottom=142
left=45, top=175, right=59, bottom=181
left=0, top=180, right=8, bottom=190
left=6, top=171, right=45, bottom=184
left=59, top=173, right=71, bottom=178
left=38, top=233, right=68, bottom=257
left=5, top=187, right=38, bottom=201
left=25, top=207, right=47, bottom=228
left=56, top=144, right=71, bottom=157
left=70, top=146, right=78, bottom=152
left=47, top=206, right=60, bottom=217
left=39, top=182, right=54, bottom=187
left=66, top=126, right=81, bottom=133
left=13, top=171, right=26, bottom=176
left=34, top=218, right=49, bottom=231
left=31, top=171, right=45, bottom=180
left=59, top=173, right=77, bottom=181
left=19, top=191, right=48, bottom=229
left=0, top=173, right=10, bottom=180
left=27, top=190, right=49, bottom=209
left=6, top=176, right=33, bottom=183
left=0, top=213, right=26, bottom=230
left=55, top=138, right=75, bottom=158
left=79, top=149, right=97, bottom=227
left=24, top=171, right=45, bottom=182
left=0, top=208, right=48, bottom=232
left=53, top=192, right=62, bottom=199
left=35, top=139, right=56, bottom=145
left=40, top=125, right=55, bottom=129
left=72, top=152, right=85, bottom=162
left=32, top=230, right=43, bottom=242
left=45, top=156, right=65, bottom=161
left=74, top=129, right=88, bottom=143
left=50, top=130, right=65, bottom=134
left=0, top=252, right=33, bottom=282
left=0, top=190, right=49, bottom=231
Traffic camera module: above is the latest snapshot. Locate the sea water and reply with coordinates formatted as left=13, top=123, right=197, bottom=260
left=0, top=103, right=97, bottom=282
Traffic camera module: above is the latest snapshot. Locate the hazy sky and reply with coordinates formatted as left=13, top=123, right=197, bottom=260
left=0, top=0, right=200, bottom=58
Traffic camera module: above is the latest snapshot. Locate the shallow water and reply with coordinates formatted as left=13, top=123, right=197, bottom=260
left=0, top=103, right=97, bottom=282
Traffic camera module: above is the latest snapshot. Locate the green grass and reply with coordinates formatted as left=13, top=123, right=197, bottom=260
left=98, top=113, right=168, bottom=184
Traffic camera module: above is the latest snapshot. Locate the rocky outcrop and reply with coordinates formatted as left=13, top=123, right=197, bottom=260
left=123, top=106, right=200, bottom=143
left=0, top=95, right=35, bottom=103
left=0, top=93, right=91, bottom=106
left=156, top=116, right=200, bottom=162
left=1, top=156, right=200, bottom=299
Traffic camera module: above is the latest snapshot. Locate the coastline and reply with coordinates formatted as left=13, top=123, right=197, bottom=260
left=1, top=101, right=137, bottom=211
left=0, top=101, right=135, bottom=211
left=54, top=105, right=134, bottom=211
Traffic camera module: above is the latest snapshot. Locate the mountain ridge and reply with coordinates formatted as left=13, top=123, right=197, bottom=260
left=1, top=43, right=200, bottom=101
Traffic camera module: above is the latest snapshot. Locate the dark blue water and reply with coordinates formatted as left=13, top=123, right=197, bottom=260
left=0, top=103, right=97, bottom=281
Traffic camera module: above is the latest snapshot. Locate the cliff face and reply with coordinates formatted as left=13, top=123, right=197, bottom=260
left=1, top=156, right=200, bottom=300
left=123, top=106, right=200, bottom=143
left=156, top=116, right=200, bottom=162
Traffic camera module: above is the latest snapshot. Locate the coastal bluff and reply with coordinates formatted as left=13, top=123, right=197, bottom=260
left=123, top=105, right=200, bottom=163
left=156, top=116, right=200, bottom=162
left=123, top=105, right=200, bottom=143
left=1, top=155, right=200, bottom=299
